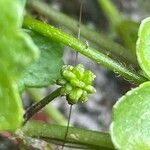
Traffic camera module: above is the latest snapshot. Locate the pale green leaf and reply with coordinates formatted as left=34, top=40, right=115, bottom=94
left=0, top=0, right=39, bottom=130
left=0, top=0, right=40, bottom=79
left=136, top=17, right=150, bottom=79
left=110, top=81, right=150, bottom=150
left=0, top=0, right=25, bottom=30
left=1, top=31, right=40, bottom=79
left=0, top=63, right=23, bottom=131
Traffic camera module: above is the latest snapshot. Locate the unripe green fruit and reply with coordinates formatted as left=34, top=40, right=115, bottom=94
left=62, top=65, right=73, bottom=72
left=66, top=95, right=78, bottom=105
left=67, top=88, right=83, bottom=104
left=83, top=70, right=96, bottom=85
left=60, top=83, right=72, bottom=95
left=57, top=64, right=96, bottom=104
left=62, top=70, right=76, bottom=81
left=85, top=85, right=96, bottom=93
left=65, top=83, right=73, bottom=94
left=70, top=79, right=85, bottom=88
left=72, top=64, right=85, bottom=79
left=79, top=90, right=88, bottom=103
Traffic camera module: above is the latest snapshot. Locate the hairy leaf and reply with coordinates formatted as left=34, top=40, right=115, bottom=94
left=111, top=82, right=150, bottom=150
left=136, top=17, right=150, bottom=79
left=20, top=31, right=64, bottom=87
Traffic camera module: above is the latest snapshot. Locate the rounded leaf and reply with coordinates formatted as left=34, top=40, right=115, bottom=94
left=136, top=17, right=150, bottom=79
left=110, top=81, right=150, bottom=150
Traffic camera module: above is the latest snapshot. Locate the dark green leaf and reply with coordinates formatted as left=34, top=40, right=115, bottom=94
left=20, top=31, right=64, bottom=87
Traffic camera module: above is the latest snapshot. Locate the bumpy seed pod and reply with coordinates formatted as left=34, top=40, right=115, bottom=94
left=57, top=64, right=96, bottom=104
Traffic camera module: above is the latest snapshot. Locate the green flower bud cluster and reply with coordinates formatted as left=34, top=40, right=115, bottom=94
left=57, top=64, right=96, bottom=104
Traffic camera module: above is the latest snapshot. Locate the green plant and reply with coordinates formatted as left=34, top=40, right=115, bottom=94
left=1, top=0, right=150, bottom=149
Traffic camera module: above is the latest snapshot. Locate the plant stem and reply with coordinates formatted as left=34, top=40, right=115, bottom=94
left=22, top=121, right=115, bottom=150
left=97, top=0, right=122, bottom=28
left=27, top=0, right=137, bottom=65
left=24, top=88, right=62, bottom=124
left=27, top=88, right=68, bottom=126
left=23, top=16, right=147, bottom=84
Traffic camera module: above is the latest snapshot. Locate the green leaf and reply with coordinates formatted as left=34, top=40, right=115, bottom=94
left=0, top=0, right=40, bottom=79
left=19, top=31, right=64, bottom=87
left=0, top=0, right=25, bottom=30
left=0, top=0, right=39, bottom=130
left=136, top=17, right=150, bottom=79
left=0, top=63, right=23, bottom=131
left=1, top=31, right=40, bottom=79
left=117, top=20, right=139, bottom=53
left=110, top=81, right=150, bottom=150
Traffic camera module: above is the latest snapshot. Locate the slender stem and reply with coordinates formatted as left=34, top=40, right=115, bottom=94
left=22, top=121, right=115, bottom=150
left=97, top=0, right=122, bottom=27
left=23, top=16, right=147, bottom=84
left=27, top=0, right=137, bottom=65
left=27, top=88, right=68, bottom=126
left=24, top=88, right=62, bottom=124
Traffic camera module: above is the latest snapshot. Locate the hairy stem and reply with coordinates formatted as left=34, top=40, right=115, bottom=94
left=22, top=121, right=115, bottom=150
left=24, top=88, right=62, bottom=123
left=23, top=16, right=147, bottom=84
left=27, top=0, right=137, bottom=65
